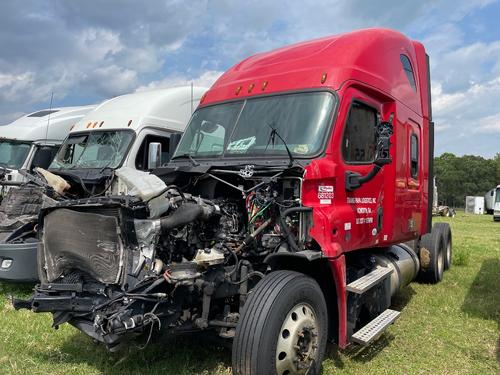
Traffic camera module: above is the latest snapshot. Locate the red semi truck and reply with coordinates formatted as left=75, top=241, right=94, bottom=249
left=14, top=28, right=452, bottom=375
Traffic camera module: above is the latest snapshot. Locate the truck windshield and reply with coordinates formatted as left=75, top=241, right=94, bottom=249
left=0, top=140, right=32, bottom=169
left=173, top=91, right=336, bottom=160
left=50, top=131, right=134, bottom=170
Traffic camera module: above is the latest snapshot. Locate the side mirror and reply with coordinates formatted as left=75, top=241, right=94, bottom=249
left=200, top=120, right=218, bottom=133
left=169, top=133, right=182, bottom=157
left=148, top=142, right=162, bottom=170
left=345, top=120, right=394, bottom=191
left=374, top=121, right=393, bottom=166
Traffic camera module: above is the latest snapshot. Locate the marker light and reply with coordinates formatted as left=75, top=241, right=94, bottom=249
left=127, top=120, right=133, bottom=127
left=321, top=73, right=328, bottom=84
left=235, top=86, right=242, bottom=95
left=248, top=83, right=255, bottom=93
left=261, top=81, right=268, bottom=90
left=99, top=121, right=104, bottom=127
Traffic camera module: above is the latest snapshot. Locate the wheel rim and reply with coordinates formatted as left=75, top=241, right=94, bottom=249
left=276, top=303, right=319, bottom=375
left=437, top=245, right=444, bottom=278
left=445, top=241, right=451, bottom=266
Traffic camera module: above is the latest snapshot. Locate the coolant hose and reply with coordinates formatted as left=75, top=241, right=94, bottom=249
left=279, top=206, right=312, bottom=252
left=159, top=203, right=213, bottom=232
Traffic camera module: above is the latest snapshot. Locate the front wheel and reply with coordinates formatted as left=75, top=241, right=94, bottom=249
left=232, top=271, right=328, bottom=375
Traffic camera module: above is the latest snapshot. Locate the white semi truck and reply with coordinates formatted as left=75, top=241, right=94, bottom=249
left=494, top=185, right=500, bottom=222
left=0, top=106, right=95, bottom=200
left=485, top=187, right=496, bottom=214
left=0, top=86, right=206, bottom=281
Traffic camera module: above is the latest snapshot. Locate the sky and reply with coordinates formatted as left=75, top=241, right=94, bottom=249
left=0, top=0, right=499, bottom=157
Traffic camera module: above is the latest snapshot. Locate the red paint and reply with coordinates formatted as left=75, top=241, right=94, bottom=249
left=202, top=28, right=432, bottom=347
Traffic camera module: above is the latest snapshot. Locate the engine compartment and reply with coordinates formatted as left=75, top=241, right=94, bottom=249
left=20, top=165, right=318, bottom=350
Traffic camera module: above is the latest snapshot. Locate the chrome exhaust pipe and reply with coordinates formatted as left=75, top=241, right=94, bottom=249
left=372, top=244, right=420, bottom=296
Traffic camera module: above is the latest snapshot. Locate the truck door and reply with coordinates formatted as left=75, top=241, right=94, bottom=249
left=404, top=120, right=422, bottom=234
left=340, top=91, right=385, bottom=251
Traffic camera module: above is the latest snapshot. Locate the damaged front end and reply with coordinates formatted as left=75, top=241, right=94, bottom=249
left=14, top=166, right=316, bottom=350
left=0, top=167, right=113, bottom=282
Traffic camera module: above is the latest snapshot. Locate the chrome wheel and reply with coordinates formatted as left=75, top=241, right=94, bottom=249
left=276, top=303, right=319, bottom=375
left=445, top=241, right=451, bottom=267
left=437, top=245, right=444, bottom=279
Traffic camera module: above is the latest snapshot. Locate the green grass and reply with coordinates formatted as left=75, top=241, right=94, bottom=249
left=1, top=212, right=499, bottom=374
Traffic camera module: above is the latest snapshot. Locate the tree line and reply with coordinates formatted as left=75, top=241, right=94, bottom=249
left=434, top=153, right=500, bottom=207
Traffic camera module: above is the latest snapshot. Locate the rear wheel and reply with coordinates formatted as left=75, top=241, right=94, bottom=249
left=418, top=228, right=445, bottom=283
left=434, top=222, right=452, bottom=270
left=232, top=270, right=328, bottom=375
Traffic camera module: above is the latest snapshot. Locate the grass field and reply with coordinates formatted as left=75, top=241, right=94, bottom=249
left=0, top=212, right=499, bottom=374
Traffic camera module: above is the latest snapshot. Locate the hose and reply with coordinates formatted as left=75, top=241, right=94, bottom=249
left=159, top=203, right=213, bottom=232
left=279, top=206, right=312, bottom=252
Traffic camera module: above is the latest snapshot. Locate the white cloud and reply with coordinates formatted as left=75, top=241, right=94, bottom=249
left=478, top=114, right=500, bottom=132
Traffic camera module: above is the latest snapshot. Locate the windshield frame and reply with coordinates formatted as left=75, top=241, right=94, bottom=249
left=172, top=88, right=339, bottom=164
left=0, top=138, right=33, bottom=170
left=49, top=129, right=136, bottom=171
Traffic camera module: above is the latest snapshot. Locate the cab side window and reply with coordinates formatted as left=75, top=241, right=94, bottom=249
left=400, top=55, right=417, bottom=91
left=31, top=145, right=59, bottom=170
left=135, top=135, right=170, bottom=170
left=342, top=102, right=377, bottom=163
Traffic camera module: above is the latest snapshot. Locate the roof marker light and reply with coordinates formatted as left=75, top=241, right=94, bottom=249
left=321, top=73, right=328, bottom=84
left=99, top=121, right=104, bottom=128
left=248, top=83, right=255, bottom=93
left=235, top=86, right=242, bottom=95
left=128, top=120, right=133, bottom=127
left=70, top=125, right=75, bottom=131
left=262, top=81, right=268, bottom=90
left=86, top=123, right=92, bottom=129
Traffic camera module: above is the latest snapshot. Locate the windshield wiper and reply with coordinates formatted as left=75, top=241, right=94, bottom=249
left=172, top=153, right=200, bottom=167
left=265, top=123, right=295, bottom=168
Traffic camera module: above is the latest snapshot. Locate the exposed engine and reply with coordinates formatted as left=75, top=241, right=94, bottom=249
left=17, top=166, right=314, bottom=350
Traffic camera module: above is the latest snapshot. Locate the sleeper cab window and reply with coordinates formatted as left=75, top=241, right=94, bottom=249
left=400, top=55, right=417, bottom=92
left=342, top=102, right=377, bottom=163
left=410, top=133, right=419, bottom=179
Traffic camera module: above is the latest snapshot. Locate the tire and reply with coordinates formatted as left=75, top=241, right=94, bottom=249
left=232, top=271, right=328, bottom=375
left=418, top=228, right=445, bottom=283
left=433, top=222, right=452, bottom=270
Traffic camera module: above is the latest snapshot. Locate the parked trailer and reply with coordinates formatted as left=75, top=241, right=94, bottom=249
left=465, top=196, right=485, bottom=215
left=14, top=29, right=452, bottom=374
left=0, top=87, right=205, bottom=282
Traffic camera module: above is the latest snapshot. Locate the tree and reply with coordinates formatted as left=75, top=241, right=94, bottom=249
left=434, top=153, right=498, bottom=207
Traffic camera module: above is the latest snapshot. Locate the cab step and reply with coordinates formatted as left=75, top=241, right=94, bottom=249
left=346, top=266, right=393, bottom=294
left=351, top=309, right=400, bottom=346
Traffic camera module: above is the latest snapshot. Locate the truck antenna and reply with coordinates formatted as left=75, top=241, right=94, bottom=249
left=45, top=92, right=54, bottom=142
left=190, top=81, right=194, bottom=114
